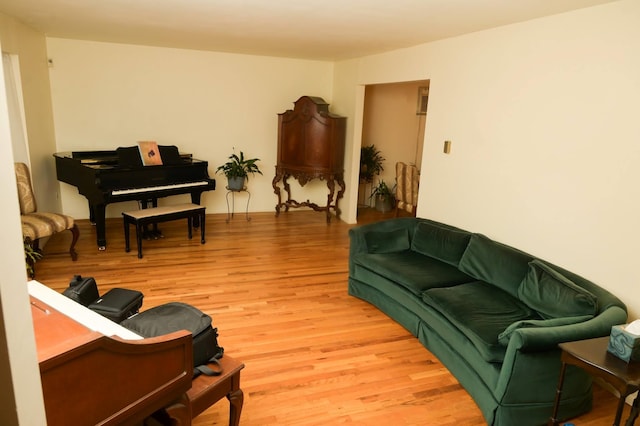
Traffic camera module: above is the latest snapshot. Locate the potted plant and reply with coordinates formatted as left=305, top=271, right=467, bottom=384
left=25, top=240, right=42, bottom=278
left=359, top=145, right=385, bottom=183
left=370, top=180, right=396, bottom=213
left=216, top=150, right=262, bottom=191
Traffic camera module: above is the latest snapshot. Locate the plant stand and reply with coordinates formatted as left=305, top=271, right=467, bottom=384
left=226, top=186, right=251, bottom=223
left=358, top=181, right=374, bottom=208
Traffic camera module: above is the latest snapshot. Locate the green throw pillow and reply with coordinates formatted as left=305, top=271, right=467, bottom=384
left=410, top=221, right=471, bottom=266
left=458, top=233, right=532, bottom=295
left=364, top=228, right=410, bottom=253
left=497, top=315, right=594, bottom=346
left=517, top=259, right=598, bottom=319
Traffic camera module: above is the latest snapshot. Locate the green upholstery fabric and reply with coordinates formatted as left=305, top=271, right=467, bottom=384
left=497, top=315, right=594, bottom=346
left=364, top=228, right=410, bottom=253
left=458, top=233, right=532, bottom=296
left=352, top=251, right=474, bottom=296
left=410, top=221, right=471, bottom=266
left=518, top=259, right=599, bottom=319
left=348, top=217, right=628, bottom=426
left=422, top=281, right=539, bottom=362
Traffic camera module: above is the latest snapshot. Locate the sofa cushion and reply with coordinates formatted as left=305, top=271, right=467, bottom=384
left=458, top=234, right=533, bottom=296
left=410, top=221, right=471, bottom=266
left=365, top=228, right=410, bottom=253
left=497, top=315, right=594, bottom=346
left=518, top=259, right=599, bottom=320
left=422, top=281, right=540, bottom=362
left=351, top=251, right=475, bottom=296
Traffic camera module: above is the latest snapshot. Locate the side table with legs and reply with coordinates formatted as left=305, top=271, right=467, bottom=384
left=549, top=336, right=640, bottom=426
left=226, top=187, right=251, bottom=223
left=163, top=355, right=245, bottom=425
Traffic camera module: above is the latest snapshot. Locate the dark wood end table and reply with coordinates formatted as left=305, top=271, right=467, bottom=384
left=164, top=355, right=245, bottom=425
left=548, top=336, right=640, bottom=426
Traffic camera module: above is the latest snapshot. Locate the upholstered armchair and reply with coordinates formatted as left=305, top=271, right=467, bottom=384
left=395, top=162, right=419, bottom=217
left=15, top=162, right=79, bottom=275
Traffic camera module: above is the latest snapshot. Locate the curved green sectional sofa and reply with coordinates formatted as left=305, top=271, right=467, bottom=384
left=348, top=217, right=627, bottom=425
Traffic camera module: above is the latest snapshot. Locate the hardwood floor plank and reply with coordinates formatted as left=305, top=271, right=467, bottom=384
left=33, top=209, right=624, bottom=425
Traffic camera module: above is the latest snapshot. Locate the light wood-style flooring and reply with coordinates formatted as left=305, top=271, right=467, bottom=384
left=34, top=208, right=624, bottom=425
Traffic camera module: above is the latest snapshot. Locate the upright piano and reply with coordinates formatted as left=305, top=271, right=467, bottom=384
left=54, top=146, right=216, bottom=249
left=29, top=280, right=193, bottom=425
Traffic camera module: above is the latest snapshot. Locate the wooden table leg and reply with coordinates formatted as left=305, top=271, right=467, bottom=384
left=548, top=362, right=567, bottom=426
left=228, top=388, right=244, bottom=426
left=625, top=393, right=640, bottom=426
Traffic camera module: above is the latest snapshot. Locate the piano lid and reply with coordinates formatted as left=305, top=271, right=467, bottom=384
left=55, top=146, right=193, bottom=166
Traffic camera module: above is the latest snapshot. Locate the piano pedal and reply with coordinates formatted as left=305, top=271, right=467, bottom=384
left=142, top=230, right=164, bottom=240
left=142, top=224, right=164, bottom=240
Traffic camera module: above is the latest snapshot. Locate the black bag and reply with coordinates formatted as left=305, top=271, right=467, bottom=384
left=120, top=302, right=224, bottom=378
left=62, top=275, right=100, bottom=306
left=63, top=275, right=143, bottom=323
left=88, top=288, right=144, bottom=323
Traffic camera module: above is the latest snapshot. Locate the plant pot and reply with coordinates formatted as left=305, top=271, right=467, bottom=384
left=374, top=196, right=394, bottom=213
left=227, top=176, right=246, bottom=191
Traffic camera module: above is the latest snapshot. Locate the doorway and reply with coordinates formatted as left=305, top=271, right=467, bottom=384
left=357, top=80, right=429, bottom=221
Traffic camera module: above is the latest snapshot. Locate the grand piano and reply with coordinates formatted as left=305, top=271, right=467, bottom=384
left=54, top=145, right=216, bottom=249
left=29, top=280, right=193, bottom=425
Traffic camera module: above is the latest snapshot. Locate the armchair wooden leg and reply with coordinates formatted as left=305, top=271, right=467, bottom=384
left=68, top=223, right=79, bottom=261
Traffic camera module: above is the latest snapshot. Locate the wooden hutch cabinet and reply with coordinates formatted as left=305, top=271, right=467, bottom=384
left=272, top=96, right=346, bottom=222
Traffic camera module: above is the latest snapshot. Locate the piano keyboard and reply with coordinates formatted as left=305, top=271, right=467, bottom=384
left=111, top=180, right=210, bottom=195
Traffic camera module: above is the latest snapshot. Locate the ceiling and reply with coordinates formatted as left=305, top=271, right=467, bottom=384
left=0, top=0, right=617, bottom=61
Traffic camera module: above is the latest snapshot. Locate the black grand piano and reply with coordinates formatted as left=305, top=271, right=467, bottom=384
left=54, top=145, right=215, bottom=249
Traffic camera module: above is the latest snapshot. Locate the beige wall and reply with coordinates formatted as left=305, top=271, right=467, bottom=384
left=47, top=38, right=338, bottom=220
left=2, top=0, right=639, bottom=419
left=335, top=0, right=640, bottom=318
left=0, top=13, right=47, bottom=426
left=1, top=14, right=59, bottom=213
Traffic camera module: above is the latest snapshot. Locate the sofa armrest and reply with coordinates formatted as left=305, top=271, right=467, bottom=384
left=504, top=306, right=627, bottom=353
left=494, top=306, right=627, bottom=401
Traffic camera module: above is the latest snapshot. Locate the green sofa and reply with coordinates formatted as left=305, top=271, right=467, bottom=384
left=348, top=217, right=627, bottom=425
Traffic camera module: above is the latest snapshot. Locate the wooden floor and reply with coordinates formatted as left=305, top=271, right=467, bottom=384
left=34, top=208, right=624, bottom=425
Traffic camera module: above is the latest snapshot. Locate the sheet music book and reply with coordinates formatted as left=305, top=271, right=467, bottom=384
left=138, top=141, right=163, bottom=166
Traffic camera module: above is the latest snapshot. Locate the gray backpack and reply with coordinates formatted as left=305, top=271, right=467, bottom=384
left=121, top=302, right=224, bottom=377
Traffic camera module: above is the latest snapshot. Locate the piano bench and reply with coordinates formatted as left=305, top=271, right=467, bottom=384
left=122, top=203, right=206, bottom=258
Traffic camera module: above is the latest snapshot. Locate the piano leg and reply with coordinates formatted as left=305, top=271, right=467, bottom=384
left=92, top=203, right=107, bottom=250
left=88, top=201, right=96, bottom=225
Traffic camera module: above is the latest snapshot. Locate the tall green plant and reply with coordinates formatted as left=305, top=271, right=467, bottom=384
left=360, top=145, right=385, bottom=183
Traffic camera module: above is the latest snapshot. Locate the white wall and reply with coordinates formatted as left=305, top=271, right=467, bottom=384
left=335, top=0, right=640, bottom=318
left=0, top=16, right=47, bottom=423
left=46, top=38, right=337, bottom=219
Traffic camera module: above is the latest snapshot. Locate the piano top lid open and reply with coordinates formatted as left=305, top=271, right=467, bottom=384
left=54, top=146, right=194, bottom=166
